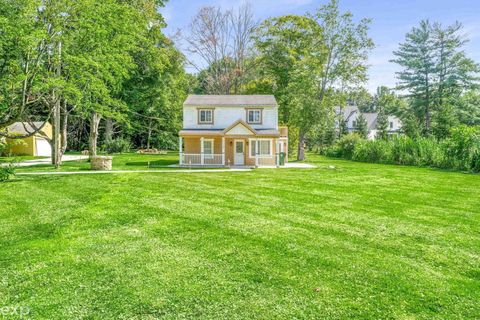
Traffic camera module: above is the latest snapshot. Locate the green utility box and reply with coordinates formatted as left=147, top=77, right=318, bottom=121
left=279, top=152, right=286, bottom=166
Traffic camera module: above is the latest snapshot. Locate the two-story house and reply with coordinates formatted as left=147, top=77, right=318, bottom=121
left=179, top=95, right=288, bottom=167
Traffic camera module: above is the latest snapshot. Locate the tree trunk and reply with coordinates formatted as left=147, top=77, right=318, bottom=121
left=297, top=129, right=306, bottom=161
left=89, top=112, right=102, bottom=158
left=59, top=100, right=70, bottom=160
left=147, top=118, right=152, bottom=150
left=104, top=118, right=113, bottom=143
left=52, top=97, right=61, bottom=168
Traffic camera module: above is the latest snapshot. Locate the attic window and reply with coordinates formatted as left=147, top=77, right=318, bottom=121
left=198, top=109, right=213, bottom=124
left=246, top=109, right=262, bottom=124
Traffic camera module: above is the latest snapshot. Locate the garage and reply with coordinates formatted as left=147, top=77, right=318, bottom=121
left=35, top=138, right=52, bottom=157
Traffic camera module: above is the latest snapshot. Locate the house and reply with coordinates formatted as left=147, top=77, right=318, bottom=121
left=179, top=95, right=288, bottom=167
left=336, top=106, right=402, bottom=140
left=3, top=122, right=52, bottom=156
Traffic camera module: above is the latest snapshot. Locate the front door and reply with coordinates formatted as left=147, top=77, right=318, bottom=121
left=234, top=140, right=245, bottom=165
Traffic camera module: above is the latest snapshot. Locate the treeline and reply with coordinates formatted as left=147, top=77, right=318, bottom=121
left=0, top=0, right=187, bottom=167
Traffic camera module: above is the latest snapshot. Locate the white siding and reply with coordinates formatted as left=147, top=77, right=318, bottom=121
left=225, top=123, right=254, bottom=135
left=388, top=116, right=402, bottom=131
left=183, top=106, right=278, bottom=130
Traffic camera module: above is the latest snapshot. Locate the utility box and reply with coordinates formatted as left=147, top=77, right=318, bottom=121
left=279, top=152, right=286, bottom=166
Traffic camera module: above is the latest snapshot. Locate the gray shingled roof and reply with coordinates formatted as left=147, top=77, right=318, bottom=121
left=363, top=113, right=378, bottom=130
left=184, top=95, right=278, bottom=107
left=335, top=106, right=359, bottom=121
left=7, top=122, right=46, bottom=135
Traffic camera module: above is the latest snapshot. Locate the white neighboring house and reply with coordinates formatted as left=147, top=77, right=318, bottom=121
left=179, top=95, right=289, bottom=167
left=336, top=106, right=402, bottom=140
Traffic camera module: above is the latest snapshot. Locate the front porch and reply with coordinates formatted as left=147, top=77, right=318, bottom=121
left=179, top=136, right=287, bottom=167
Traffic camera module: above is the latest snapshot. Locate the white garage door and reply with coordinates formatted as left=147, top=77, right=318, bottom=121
left=35, top=138, right=52, bottom=157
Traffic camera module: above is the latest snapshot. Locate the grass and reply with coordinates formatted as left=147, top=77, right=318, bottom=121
left=1, top=153, right=479, bottom=319
left=15, top=152, right=181, bottom=172
left=0, top=155, right=47, bottom=163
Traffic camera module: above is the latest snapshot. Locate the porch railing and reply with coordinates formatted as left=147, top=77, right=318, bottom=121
left=180, top=153, right=281, bottom=167
left=181, top=153, right=224, bottom=166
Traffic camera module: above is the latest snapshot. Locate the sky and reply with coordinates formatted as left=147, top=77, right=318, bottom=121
left=160, top=0, right=480, bottom=93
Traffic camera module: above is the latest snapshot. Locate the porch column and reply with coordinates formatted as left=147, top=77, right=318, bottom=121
left=200, top=137, right=204, bottom=165
left=179, top=136, right=183, bottom=165
left=275, top=138, right=279, bottom=167
left=221, top=137, right=225, bottom=166
left=255, top=139, right=259, bottom=167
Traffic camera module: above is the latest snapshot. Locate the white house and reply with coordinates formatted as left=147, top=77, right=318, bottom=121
left=336, top=106, right=402, bottom=140
left=179, top=95, right=288, bottom=167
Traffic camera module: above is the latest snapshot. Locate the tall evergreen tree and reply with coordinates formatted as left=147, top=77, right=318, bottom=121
left=376, top=108, right=389, bottom=140
left=355, top=113, right=368, bottom=139
left=393, top=20, right=479, bottom=138
left=392, top=20, right=436, bottom=135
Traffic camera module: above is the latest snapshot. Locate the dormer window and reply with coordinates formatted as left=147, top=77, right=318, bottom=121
left=246, top=109, right=262, bottom=124
left=198, top=109, right=214, bottom=124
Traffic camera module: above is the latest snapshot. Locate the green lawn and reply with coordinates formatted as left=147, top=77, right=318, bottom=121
left=0, top=155, right=47, bottom=163
left=1, top=154, right=479, bottom=319
left=16, top=152, right=181, bottom=172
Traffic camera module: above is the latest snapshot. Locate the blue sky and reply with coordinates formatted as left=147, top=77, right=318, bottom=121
left=160, top=0, right=480, bottom=93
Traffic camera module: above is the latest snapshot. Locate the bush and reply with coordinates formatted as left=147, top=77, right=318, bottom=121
left=0, top=163, right=16, bottom=182
left=353, top=139, right=392, bottom=163
left=326, top=125, right=480, bottom=173
left=390, top=136, right=442, bottom=167
left=104, top=138, right=132, bottom=154
left=441, top=126, right=480, bottom=172
left=327, top=133, right=363, bottom=160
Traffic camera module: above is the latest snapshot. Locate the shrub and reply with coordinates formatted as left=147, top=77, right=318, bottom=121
left=353, top=139, right=392, bottom=163
left=104, top=138, right=132, bottom=154
left=441, top=126, right=480, bottom=172
left=0, top=163, right=16, bottom=182
left=325, top=125, right=480, bottom=173
left=389, top=136, right=442, bottom=167
left=330, top=133, right=364, bottom=160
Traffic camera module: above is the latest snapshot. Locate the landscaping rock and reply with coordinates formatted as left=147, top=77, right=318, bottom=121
left=91, top=156, right=113, bottom=171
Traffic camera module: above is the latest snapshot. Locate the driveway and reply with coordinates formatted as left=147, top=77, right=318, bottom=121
left=1, top=155, right=88, bottom=167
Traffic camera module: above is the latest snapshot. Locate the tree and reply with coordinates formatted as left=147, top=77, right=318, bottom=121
left=456, top=90, right=480, bottom=125
left=184, top=4, right=257, bottom=94
left=393, top=20, right=479, bottom=137
left=346, top=88, right=374, bottom=112
left=373, top=86, right=407, bottom=116
left=392, top=20, right=436, bottom=135
left=432, top=22, right=479, bottom=110
left=355, top=113, right=368, bottom=139
left=255, top=0, right=373, bottom=160
left=432, top=104, right=458, bottom=139
left=376, top=108, right=389, bottom=140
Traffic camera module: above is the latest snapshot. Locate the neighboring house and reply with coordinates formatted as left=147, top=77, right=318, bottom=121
left=179, top=95, right=288, bottom=167
left=3, top=122, right=52, bottom=156
left=336, top=106, right=402, bottom=140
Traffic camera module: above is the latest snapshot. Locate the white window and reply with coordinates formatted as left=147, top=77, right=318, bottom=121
left=198, top=109, right=213, bottom=124
left=249, top=139, right=272, bottom=157
left=203, top=139, right=214, bottom=159
left=390, top=121, right=394, bottom=129
left=247, top=109, right=262, bottom=124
